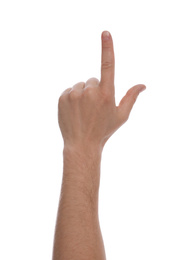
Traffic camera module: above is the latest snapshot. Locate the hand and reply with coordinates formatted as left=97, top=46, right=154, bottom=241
left=58, top=31, right=146, bottom=151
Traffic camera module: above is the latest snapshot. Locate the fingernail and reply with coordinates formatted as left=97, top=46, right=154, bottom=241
left=102, top=31, right=111, bottom=41
left=139, top=85, right=146, bottom=93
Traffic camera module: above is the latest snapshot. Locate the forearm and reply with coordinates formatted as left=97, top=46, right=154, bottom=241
left=52, top=145, right=106, bottom=260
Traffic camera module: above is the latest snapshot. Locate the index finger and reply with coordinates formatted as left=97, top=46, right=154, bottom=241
left=99, top=31, right=115, bottom=91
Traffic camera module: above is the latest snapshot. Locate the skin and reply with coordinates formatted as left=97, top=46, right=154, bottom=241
left=52, top=30, right=146, bottom=260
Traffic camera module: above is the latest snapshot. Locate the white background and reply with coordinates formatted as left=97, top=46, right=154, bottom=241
left=0, top=0, right=171, bottom=259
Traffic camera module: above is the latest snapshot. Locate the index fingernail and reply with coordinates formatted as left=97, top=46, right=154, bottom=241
left=102, top=31, right=111, bottom=41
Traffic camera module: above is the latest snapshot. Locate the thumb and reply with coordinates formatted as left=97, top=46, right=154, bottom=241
left=118, top=84, right=146, bottom=121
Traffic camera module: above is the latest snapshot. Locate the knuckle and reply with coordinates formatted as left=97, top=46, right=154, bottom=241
left=91, top=77, right=99, bottom=81
left=117, top=108, right=129, bottom=124
left=127, top=88, right=138, bottom=100
left=59, top=88, right=71, bottom=98
left=58, top=87, right=72, bottom=103
left=58, top=94, right=66, bottom=103
left=132, top=94, right=138, bottom=103
left=69, top=90, right=80, bottom=100
left=83, top=86, right=94, bottom=97
left=88, top=77, right=99, bottom=84
left=101, top=61, right=113, bottom=70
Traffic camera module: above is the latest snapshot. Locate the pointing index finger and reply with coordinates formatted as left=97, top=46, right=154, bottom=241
left=100, top=31, right=115, bottom=91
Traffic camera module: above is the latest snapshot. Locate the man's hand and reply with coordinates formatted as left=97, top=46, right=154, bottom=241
left=58, top=31, right=146, bottom=151
left=54, top=31, right=146, bottom=260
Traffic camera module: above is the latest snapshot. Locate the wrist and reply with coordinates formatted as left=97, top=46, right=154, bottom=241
left=63, top=143, right=103, bottom=159
left=62, top=144, right=102, bottom=196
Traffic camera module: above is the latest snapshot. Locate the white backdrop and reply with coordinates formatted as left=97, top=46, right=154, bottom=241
left=0, top=0, right=171, bottom=259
